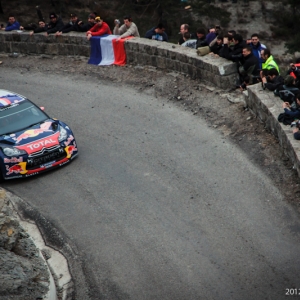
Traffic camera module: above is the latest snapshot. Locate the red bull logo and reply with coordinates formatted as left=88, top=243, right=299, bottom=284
left=65, top=143, right=77, bottom=158
left=16, top=121, right=53, bottom=143
left=6, top=164, right=24, bottom=175
left=4, top=157, right=23, bottom=163
left=16, top=132, right=60, bottom=155
left=64, top=135, right=74, bottom=146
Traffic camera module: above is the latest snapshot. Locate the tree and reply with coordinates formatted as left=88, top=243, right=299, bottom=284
left=271, top=0, right=300, bottom=53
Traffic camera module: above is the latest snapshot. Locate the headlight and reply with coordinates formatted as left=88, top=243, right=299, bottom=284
left=2, top=146, right=27, bottom=157
left=58, top=126, right=68, bottom=142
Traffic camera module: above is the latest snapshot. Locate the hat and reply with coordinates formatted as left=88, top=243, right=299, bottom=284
left=70, top=13, right=77, bottom=17
left=284, top=75, right=295, bottom=86
left=88, top=13, right=96, bottom=19
left=49, top=13, right=57, bottom=19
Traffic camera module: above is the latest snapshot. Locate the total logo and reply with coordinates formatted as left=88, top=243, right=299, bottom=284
left=16, top=132, right=60, bottom=154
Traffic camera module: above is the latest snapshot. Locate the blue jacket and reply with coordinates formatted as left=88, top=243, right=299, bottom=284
left=5, top=21, right=20, bottom=31
left=145, top=27, right=168, bottom=42
left=284, top=107, right=300, bottom=119
left=250, top=42, right=266, bottom=69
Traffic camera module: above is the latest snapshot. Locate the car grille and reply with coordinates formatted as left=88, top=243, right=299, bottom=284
left=26, top=148, right=66, bottom=169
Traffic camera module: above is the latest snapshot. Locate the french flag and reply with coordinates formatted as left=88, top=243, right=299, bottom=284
left=88, top=34, right=133, bottom=66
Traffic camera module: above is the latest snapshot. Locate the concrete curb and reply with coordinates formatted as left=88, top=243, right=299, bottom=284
left=4, top=189, right=73, bottom=300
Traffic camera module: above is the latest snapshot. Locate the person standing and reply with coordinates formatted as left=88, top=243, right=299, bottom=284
left=1, top=14, right=20, bottom=31
left=249, top=33, right=266, bottom=69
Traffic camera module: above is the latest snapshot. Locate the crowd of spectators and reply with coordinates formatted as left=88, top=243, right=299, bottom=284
left=1, top=9, right=300, bottom=139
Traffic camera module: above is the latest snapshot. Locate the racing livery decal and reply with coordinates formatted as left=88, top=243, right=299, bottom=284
left=65, top=143, right=78, bottom=158
left=6, top=162, right=27, bottom=175
left=15, top=132, right=60, bottom=154
left=4, top=157, right=23, bottom=163
left=16, top=121, right=53, bottom=143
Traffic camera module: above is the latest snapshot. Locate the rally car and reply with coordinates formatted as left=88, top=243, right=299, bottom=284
left=0, top=89, right=78, bottom=180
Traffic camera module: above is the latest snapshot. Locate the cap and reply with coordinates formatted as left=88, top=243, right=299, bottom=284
left=88, top=13, right=96, bottom=19
left=49, top=13, right=57, bottom=19
left=70, top=13, right=77, bottom=17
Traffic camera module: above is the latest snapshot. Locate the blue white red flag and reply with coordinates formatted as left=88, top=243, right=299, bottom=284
left=88, top=34, right=133, bottom=66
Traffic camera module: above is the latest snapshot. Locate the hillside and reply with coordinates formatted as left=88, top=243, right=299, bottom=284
left=0, top=0, right=291, bottom=56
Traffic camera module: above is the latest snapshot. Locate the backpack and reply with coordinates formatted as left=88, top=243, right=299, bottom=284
left=278, top=112, right=295, bottom=125
left=278, top=90, right=296, bottom=105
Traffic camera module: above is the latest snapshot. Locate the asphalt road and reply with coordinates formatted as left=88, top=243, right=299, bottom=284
left=1, top=68, right=300, bottom=300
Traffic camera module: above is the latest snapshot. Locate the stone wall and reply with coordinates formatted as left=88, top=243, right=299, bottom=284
left=0, top=31, right=237, bottom=89
left=0, top=31, right=90, bottom=57
left=246, top=84, right=300, bottom=176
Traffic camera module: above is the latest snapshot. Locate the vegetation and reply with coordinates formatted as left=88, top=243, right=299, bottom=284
left=271, top=0, right=300, bottom=53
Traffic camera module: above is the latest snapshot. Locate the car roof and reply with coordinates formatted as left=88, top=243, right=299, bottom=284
left=0, top=89, right=27, bottom=107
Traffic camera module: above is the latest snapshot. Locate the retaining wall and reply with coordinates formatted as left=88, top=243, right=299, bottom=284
left=0, top=31, right=237, bottom=89
left=246, top=84, right=300, bottom=176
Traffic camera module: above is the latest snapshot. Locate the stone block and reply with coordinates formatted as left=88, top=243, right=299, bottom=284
left=45, top=43, right=58, bottom=55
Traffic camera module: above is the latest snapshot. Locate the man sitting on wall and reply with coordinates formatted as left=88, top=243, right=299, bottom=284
left=113, top=15, right=140, bottom=41
left=86, top=16, right=111, bottom=40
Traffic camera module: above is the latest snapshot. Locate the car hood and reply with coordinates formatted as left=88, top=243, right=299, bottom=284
left=0, top=120, right=61, bottom=154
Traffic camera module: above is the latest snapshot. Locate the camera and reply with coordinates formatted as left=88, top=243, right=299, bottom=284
left=115, top=19, right=120, bottom=25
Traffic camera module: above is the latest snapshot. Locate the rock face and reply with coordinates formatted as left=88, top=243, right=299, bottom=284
left=0, top=189, right=50, bottom=300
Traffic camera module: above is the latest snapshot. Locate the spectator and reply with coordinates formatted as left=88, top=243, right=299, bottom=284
left=209, top=35, right=224, bottom=55
left=261, top=48, right=280, bottom=73
left=45, top=13, right=64, bottom=36
left=249, top=33, right=266, bottom=69
left=86, top=17, right=111, bottom=40
left=261, top=68, right=284, bottom=91
left=238, top=45, right=260, bottom=89
left=20, top=6, right=45, bottom=31
left=283, top=75, right=299, bottom=92
left=55, top=13, right=82, bottom=35
left=196, top=28, right=208, bottom=48
left=1, top=14, right=20, bottom=31
left=20, top=20, right=47, bottom=35
left=77, top=13, right=96, bottom=32
left=181, top=32, right=197, bottom=49
left=287, top=61, right=300, bottom=88
left=206, top=25, right=217, bottom=44
left=282, top=94, right=300, bottom=120
left=222, top=34, right=246, bottom=62
left=178, top=24, right=195, bottom=45
left=145, top=23, right=168, bottom=42
left=113, top=15, right=140, bottom=41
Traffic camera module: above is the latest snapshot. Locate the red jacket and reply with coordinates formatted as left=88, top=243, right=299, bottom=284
left=88, top=21, right=111, bottom=36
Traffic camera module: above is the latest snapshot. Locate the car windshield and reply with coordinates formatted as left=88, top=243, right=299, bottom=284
left=0, top=99, right=49, bottom=136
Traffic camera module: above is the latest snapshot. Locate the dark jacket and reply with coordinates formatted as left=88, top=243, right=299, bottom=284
left=77, top=22, right=94, bottom=32
left=196, top=36, right=208, bottom=48
left=61, top=19, right=82, bottom=33
left=263, top=75, right=284, bottom=91
left=284, top=106, right=300, bottom=119
left=240, top=52, right=260, bottom=76
left=209, top=43, right=223, bottom=55
left=46, top=18, right=64, bottom=34
left=222, top=41, right=246, bottom=62
left=145, top=27, right=168, bottom=42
